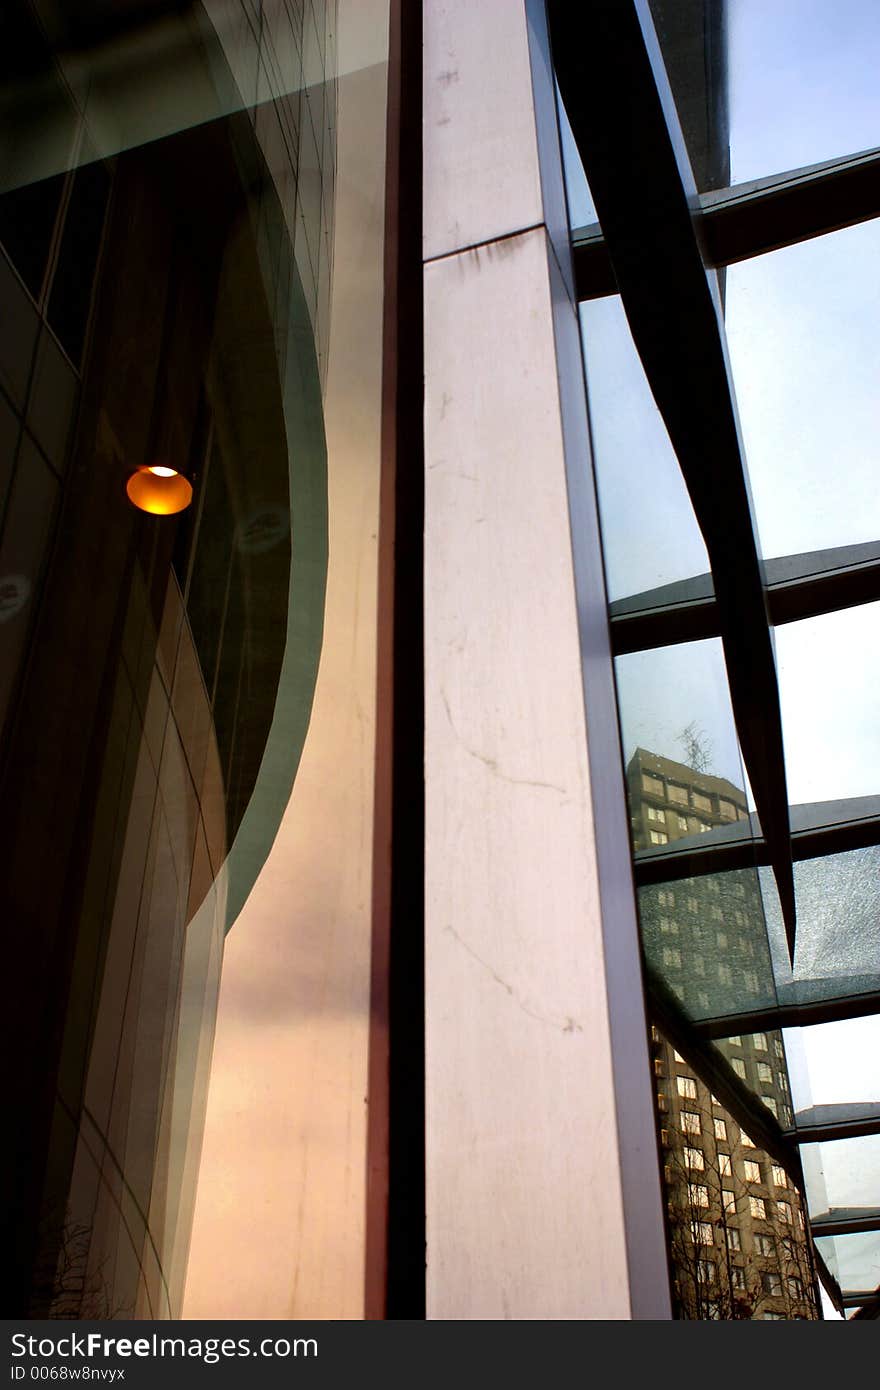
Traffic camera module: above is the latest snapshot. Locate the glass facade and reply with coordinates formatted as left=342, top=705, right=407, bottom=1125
left=5, top=0, right=879, bottom=1326
left=554, top=0, right=880, bottom=1320
left=2, top=0, right=343, bottom=1319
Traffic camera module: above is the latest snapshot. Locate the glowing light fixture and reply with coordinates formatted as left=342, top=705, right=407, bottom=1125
left=126, top=465, right=193, bottom=516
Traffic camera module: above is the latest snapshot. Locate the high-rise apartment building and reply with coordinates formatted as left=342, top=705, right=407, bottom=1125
left=2, top=0, right=879, bottom=1321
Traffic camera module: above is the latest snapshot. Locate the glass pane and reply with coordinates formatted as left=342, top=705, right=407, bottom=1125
left=728, top=0, right=880, bottom=185
left=815, top=1231, right=880, bottom=1297
left=783, top=1016, right=880, bottom=1117
left=760, top=847, right=880, bottom=1010
left=775, top=604, right=880, bottom=808
left=616, top=637, right=750, bottom=818
left=557, top=86, right=596, bottom=228
left=725, top=221, right=880, bottom=561
left=802, top=1133, right=880, bottom=1214
left=640, top=865, right=777, bottom=1024
left=582, top=296, right=710, bottom=603
left=713, top=1031, right=795, bottom=1131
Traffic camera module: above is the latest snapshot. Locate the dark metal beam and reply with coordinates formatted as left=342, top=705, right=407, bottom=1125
left=573, top=148, right=880, bottom=301
left=788, top=1103, right=880, bottom=1145
left=549, top=0, right=797, bottom=956
left=609, top=542, right=880, bottom=655
left=810, top=1209, right=880, bottom=1238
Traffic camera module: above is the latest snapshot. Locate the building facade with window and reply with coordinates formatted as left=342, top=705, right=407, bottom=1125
left=3, top=0, right=880, bottom=1321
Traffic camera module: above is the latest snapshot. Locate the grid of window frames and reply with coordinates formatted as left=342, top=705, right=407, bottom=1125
left=550, top=0, right=880, bottom=1319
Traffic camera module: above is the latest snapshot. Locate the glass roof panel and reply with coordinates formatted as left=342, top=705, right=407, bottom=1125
left=727, top=0, right=880, bottom=186
left=802, top=1133, right=880, bottom=1215
left=582, top=297, right=711, bottom=603
left=783, top=1016, right=880, bottom=1116
left=725, top=221, right=880, bottom=562
left=775, top=604, right=880, bottom=809
left=759, top=847, right=880, bottom=1013
left=814, top=1230, right=880, bottom=1298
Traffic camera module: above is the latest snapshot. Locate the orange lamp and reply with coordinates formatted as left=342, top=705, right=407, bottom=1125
left=126, top=465, right=193, bottom=516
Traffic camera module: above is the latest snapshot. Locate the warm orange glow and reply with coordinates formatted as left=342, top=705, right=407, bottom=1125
left=126, top=465, right=193, bottom=515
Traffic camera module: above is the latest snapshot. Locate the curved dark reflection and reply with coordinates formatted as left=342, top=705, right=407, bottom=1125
left=1, top=0, right=331, bottom=1319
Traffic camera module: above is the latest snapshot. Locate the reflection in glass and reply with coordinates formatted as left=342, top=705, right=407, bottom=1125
left=725, top=221, right=880, bottom=561
left=712, top=1032, right=795, bottom=1131
left=728, top=0, right=880, bottom=184
left=580, top=297, right=710, bottom=603
left=556, top=86, right=596, bottom=228
left=640, top=868, right=776, bottom=1024
left=775, top=603, right=880, bottom=807
left=616, top=637, right=748, bottom=804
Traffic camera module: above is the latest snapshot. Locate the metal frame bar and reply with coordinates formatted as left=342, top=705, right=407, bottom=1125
left=548, top=0, right=797, bottom=955
left=573, top=147, right=880, bottom=301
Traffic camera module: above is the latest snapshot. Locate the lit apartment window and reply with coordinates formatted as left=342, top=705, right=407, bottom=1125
left=684, top=1146, right=704, bottom=1171
left=658, top=888, right=675, bottom=906
left=719, top=1153, right=731, bottom=1177
left=647, top=805, right=665, bottom=823
left=762, top=1272, right=782, bottom=1297
left=756, top=1234, right=775, bottom=1257
left=662, top=946, right=681, bottom=967
left=689, top=1184, right=709, bottom=1208
left=773, top=1038, right=785, bottom=1060
left=788, top=1276, right=803, bottom=1300
left=673, top=1049, right=685, bottom=1063
left=797, top=1209, right=805, bottom=1231
left=697, top=821, right=712, bottom=833
left=778, top=1201, right=791, bottom=1224
left=728, top=1036, right=741, bottom=1046
left=753, top=1033, right=768, bottom=1051
left=757, top=1062, right=773, bottom=1083
left=722, top=1189, right=736, bottom=1214
left=697, top=1222, right=713, bottom=1245
left=677, top=815, right=688, bottom=830
left=743, top=1159, right=762, bottom=1184
left=710, top=907, right=723, bottom=922
left=680, top=1111, right=701, bottom=1135
left=714, top=1118, right=727, bottom=1141
left=649, top=830, right=668, bottom=845
left=677, top=1075, right=697, bottom=1099
left=749, top=1196, right=768, bottom=1220
left=763, top=1096, right=779, bottom=1118
left=732, top=1265, right=746, bottom=1289
left=740, top=1129, right=755, bottom=1148
left=726, top=1228, right=741, bottom=1253
left=731, top=1058, right=746, bottom=1080
left=771, top=1165, right=787, bottom=1188
left=697, top=1258, right=715, bottom=1283
left=659, top=916, right=678, bottom=934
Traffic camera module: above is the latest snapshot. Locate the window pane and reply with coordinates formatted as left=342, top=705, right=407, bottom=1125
left=802, top=1133, right=880, bottom=1215
left=580, top=296, right=709, bottom=603
left=784, top=1016, right=880, bottom=1119
left=814, top=1230, right=880, bottom=1299
left=728, top=0, right=880, bottom=184
left=725, top=222, right=880, bottom=561
left=775, top=604, right=880, bottom=808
